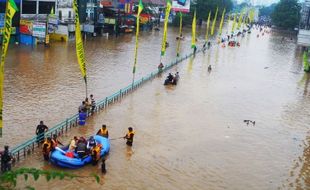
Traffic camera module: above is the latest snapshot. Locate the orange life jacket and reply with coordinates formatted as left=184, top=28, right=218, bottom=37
left=99, top=128, right=108, bottom=136
left=91, top=144, right=102, bottom=161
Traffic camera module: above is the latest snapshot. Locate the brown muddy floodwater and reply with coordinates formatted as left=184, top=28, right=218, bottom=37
left=0, top=25, right=309, bottom=190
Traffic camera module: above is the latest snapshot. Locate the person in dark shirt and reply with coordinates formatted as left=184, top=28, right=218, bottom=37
left=36, top=121, right=48, bottom=143
left=1, top=146, right=13, bottom=172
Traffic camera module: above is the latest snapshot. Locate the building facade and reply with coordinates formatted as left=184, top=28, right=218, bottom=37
left=298, top=0, right=310, bottom=47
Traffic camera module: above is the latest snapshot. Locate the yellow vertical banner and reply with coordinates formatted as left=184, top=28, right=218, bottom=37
left=161, top=0, right=172, bottom=56
left=231, top=14, right=236, bottom=33
left=73, top=0, right=87, bottom=86
left=211, top=7, right=218, bottom=36
left=191, top=10, right=196, bottom=48
left=0, top=0, right=18, bottom=137
left=176, top=12, right=182, bottom=57
left=132, top=0, right=143, bottom=74
left=237, top=11, right=244, bottom=29
left=218, top=8, right=226, bottom=35
left=205, top=11, right=211, bottom=41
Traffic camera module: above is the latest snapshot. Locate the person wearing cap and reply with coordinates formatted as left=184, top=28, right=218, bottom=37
left=1, top=146, right=13, bottom=172
left=36, top=121, right=48, bottom=143
left=123, top=127, right=135, bottom=146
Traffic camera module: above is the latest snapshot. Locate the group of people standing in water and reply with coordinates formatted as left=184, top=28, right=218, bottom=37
left=78, top=94, right=96, bottom=114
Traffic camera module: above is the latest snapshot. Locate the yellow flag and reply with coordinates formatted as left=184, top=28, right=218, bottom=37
left=219, top=8, right=226, bottom=35
left=161, top=1, right=172, bottom=56
left=249, top=9, right=255, bottom=23
left=176, top=12, right=182, bottom=57
left=211, top=7, right=218, bottom=36
left=50, top=7, right=54, bottom=15
left=73, top=0, right=87, bottom=83
left=0, top=0, right=18, bottom=136
left=191, top=10, right=196, bottom=48
left=205, top=11, right=211, bottom=41
left=231, top=14, right=236, bottom=33
left=237, top=11, right=244, bottom=29
left=132, top=0, right=143, bottom=74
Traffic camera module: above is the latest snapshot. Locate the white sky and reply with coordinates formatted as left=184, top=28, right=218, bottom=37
left=237, top=0, right=280, bottom=6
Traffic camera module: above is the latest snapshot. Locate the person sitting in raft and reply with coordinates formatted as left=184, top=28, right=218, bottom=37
left=42, top=137, right=52, bottom=161
left=78, top=136, right=87, bottom=144
left=69, top=136, right=78, bottom=152
left=173, top=72, right=180, bottom=85
left=51, top=134, right=64, bottom=151
left=167, top=73, right=174, bottom=83
left=87, top=136, right=97, bottom=150
left=76, top=138, right=87, bottom=158
left=175, top=72, right=180, bottom=81
left=97, top=124, right=109, bottom=138
left=124, top=127, right=135, bottom=146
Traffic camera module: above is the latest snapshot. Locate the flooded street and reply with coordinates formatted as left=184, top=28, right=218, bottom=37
left=0, top=25, right=309, bottom=189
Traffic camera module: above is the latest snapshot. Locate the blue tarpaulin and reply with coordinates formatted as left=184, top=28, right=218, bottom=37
left=0, top=0, right=20, bottom=3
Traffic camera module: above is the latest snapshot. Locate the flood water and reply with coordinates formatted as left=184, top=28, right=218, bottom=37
left=0, top=25, right=309, bottom=189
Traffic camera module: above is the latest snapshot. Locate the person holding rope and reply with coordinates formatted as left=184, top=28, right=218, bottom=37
left=123, top=127, right=135, bottom=146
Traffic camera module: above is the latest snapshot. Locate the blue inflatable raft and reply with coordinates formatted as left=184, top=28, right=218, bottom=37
left=50, top=135, right=110, bottom=169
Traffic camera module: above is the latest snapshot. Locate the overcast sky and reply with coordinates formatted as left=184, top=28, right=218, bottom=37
left=237, top=0, right=280, bottom=6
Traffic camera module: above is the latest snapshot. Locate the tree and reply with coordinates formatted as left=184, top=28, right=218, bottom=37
left=271, top=0, right=301, bottom=29
left=259, top=3, right=276, bottom=17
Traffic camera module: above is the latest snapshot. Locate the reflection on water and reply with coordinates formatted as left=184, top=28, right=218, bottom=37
left=1, top=26, right=309, bottom=190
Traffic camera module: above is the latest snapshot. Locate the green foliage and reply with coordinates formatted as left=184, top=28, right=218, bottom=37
left=271, top=0, right=301, bottom=29
left=259, top=4, right=276, bottom=17
left=173, top=0, right=233, bottom=26
left=0, top=168, right=100, bottom=190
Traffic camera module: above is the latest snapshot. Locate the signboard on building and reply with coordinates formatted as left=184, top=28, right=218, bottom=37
left=118, top=0, right=132, bottom=13
left=33, top=22, right=46, bottom=38
left=55, top=25, right=68, bottom=36
left=48, top=14, right=59, bottom=33
left=20, top=19, right=33, bottom=35
left=172, top=0, right=191, bottom=13
left=100, top=0, right=113, bottom=7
